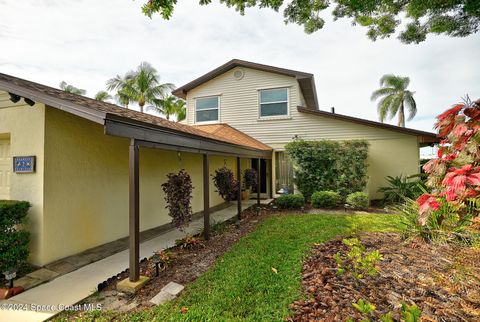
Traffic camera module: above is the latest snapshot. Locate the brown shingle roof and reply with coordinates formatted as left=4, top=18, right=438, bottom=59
left=193, top=124, right=272, bottom=151
left=0, top=72, right=272, bottom=152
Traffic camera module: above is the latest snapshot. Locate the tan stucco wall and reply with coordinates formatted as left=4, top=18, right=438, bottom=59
left=41, top=107, right=241, bottom=264
left=0, top=91, right=46, bottom=264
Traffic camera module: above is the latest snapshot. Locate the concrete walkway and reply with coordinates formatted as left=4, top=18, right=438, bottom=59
left=0, top=200, right=263, bottom=322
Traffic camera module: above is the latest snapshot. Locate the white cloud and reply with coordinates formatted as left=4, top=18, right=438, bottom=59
left=0, top=0, right=479, bottom=131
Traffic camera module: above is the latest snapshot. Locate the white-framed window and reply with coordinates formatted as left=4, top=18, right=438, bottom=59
left=195, top=96, right=219, bottom=123
left=259, top=88, right=289, bottom=118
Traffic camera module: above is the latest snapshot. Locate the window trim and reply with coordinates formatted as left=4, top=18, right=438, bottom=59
left=194, top=95, right=221, bottom=124
left=258, top=87, right=290, bottom=119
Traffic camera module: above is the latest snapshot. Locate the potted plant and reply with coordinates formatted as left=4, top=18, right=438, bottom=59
left=243, top=168, right=257, bottom=200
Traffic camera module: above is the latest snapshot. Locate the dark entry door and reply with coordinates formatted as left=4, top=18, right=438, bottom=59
left=251, top=159, right=267, bottom=194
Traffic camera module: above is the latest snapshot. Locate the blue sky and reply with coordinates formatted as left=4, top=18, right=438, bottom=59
left=0, top=0, right=479, bottom=134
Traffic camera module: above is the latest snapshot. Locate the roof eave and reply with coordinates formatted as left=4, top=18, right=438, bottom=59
left=0, top=79, right=106, bottom=124
left=297, top=106, right=439, bottom=141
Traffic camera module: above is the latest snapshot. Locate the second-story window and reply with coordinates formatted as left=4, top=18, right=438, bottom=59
left=196, top=96, right=219, bottom=123
left=259, top=88, right=288, bottom=117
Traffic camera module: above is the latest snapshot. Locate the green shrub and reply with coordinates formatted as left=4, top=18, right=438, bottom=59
left=0, top=200, right=31, bottom=272
left=275, top=194, right=305, bottom=209
left=377, top=175, right=425, bottom=204
left=311, top=191, right=341, bottom=208
left=398, top=197, right=479, bottom=244
left=346, top=192, right=370, bottom=209
left=285, top=139, right=369, bottom=200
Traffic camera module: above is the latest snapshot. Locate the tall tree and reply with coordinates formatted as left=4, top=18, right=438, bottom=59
left=371, top=75, right=416, bottom=127
left=106, top=73, right=135, bottom=109
left=108, top=62, right=174, bottom=113
left=94, top=91, right=112, bottom=102
left=142, top=0, right=480, bottom=44
left=59, top=81, right=86, bottom=95
left=148, top=95, right=186, bottom=121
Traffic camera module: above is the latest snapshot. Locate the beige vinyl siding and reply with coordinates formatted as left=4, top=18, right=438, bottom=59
left=186, top=67, right=300, bottom=125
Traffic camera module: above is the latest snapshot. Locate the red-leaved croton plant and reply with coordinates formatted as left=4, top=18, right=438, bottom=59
left=417, top=98, right=480, bottom=225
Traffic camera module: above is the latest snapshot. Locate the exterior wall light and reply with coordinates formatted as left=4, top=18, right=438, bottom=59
left=8, top=93, right=21, bottom=103
left=24, top=98, right=36, bottom=106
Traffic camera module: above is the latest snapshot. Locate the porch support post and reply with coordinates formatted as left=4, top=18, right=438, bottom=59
left=129, top=138, right=140, bottom=282
left=270, top=158, right=274, bottom=199
left=203, top=154, right=210, bottom=240
left=257, top=158, right=261, bottom=213
left=236, top=156, right=242, bottom=225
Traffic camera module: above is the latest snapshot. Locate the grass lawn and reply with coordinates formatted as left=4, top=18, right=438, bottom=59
left=69, top=213, right=403, bottom=321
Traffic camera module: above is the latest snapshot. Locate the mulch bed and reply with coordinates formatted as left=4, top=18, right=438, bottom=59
left=289, top=233, right=480, bottom=321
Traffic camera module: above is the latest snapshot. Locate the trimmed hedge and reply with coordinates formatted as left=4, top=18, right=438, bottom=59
left=275, top=194, right=305, bottom=209
left=285, top=139, right=369, bottom=200
left=346, top=192, right=370, bottom=210
left=0, top=200, right=31, bottom=272
left=311, top=191, right=341, bottom=208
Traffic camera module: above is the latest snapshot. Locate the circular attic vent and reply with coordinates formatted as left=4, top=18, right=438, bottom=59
left=233, top=69, right=244, bottom=80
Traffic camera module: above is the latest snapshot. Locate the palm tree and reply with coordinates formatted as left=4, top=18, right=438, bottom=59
left=176, top=103, right=186, bottom=122
left=148, top=95, right=186, bottom=121
left=94, top=91, right=112, bottom=102
left=120, top=62, right=174, bottom=113
left=59, top=81, right=86, bottom=95
left=106, top=73, right=135, bottom=109
left=371, top=75, right=416, bottom=127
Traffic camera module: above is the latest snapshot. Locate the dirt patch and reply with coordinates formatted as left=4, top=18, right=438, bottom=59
left=289, top=233, right=480, bottom=321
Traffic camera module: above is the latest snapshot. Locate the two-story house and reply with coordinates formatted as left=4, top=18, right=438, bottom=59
left=173, top=59, right=438, bottom=199
left=0, top=60, right=438, bottom=269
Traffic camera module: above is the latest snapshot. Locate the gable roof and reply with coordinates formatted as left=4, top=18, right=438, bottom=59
left=0, top=72, right=272, bottom=157
left=297, top=106, right=439, bottom=143
left=193, top=124, right=272, bottom=151
left=172, top=59, right=319, bottom=110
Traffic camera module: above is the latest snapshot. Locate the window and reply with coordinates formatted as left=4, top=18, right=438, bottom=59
left=259, top=88, right=288, bottom=117
left=196, top=96, right=219, bottom=123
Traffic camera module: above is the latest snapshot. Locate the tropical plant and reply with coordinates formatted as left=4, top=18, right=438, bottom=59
left=107, top=73, right=135, bottom=108
left=402, top=196, right=478, bottom=244
left=285, top=139, right=369, bottom=200
left=107, top=62, right=174, bottom=113
left=212, top=166, right=238, bottom=202
left=161, top=169, right=194, bottom=230
left=124, top=62, right=174, bottom=113
left=59, top=81, right=86, bottom=95
left=378, top=175, right=424, bottom=204
left=142, top=1, right=480, bottom=44
left=94, top=91, right=112, bottom=102
left=148, top=95, right=186, bottom=121
left=371, top=75, right=416, bottom=127
left=416, top=98, right=480, bottom=231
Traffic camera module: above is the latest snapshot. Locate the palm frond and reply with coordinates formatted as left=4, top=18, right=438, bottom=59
left=371, top=87, right=396, bottom=101
left=404, top=91, right=417, bottom=120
